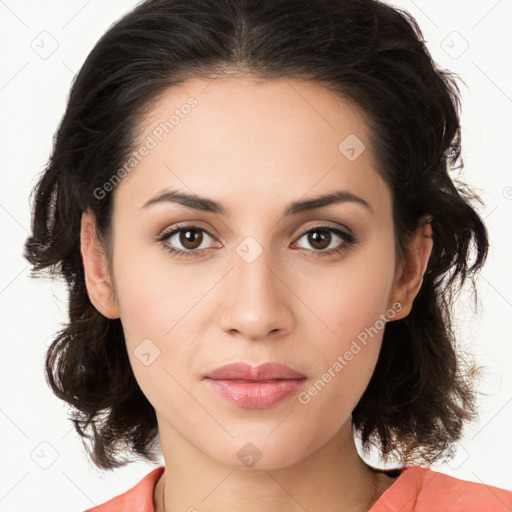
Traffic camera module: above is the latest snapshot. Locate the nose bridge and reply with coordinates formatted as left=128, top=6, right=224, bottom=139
left=233, top=234, right=281, bottom=304
left=219, top=234, right=293, bottom=338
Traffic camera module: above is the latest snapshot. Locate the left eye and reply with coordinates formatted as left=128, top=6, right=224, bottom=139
left=293, top=226, right=355, bottom=255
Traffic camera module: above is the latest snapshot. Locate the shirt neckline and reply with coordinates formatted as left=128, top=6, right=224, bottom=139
left=149, top=464, right=421, bottom=512
left=368, top=465, right=425, bottom=511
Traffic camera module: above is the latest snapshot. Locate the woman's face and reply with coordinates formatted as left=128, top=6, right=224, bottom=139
left=87, top=77, right=410, bottom=469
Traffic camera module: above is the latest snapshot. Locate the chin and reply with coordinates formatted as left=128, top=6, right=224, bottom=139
left=198, top=429, right=321, bottom=470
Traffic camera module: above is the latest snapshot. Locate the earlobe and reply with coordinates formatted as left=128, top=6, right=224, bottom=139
left=388, top=215, right=434, bottom=320
left=80, top=209, right=120, bottom=319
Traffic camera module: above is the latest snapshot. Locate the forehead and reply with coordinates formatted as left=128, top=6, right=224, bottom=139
left=114, top=77, right=391, bottom=220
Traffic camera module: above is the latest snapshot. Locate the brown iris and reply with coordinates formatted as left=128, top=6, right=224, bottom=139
left=307, top=229, right=332, bottom=250
left=179, top=229, right=204, bottom=250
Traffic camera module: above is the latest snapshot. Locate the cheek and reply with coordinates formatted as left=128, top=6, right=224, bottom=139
left=295, top=249, right=394, bottom=415
left=111, top=245, right=213, bottom=394
left=112, top=242, right=208, bottom=342
left=301, top=256, right=394, bottom=344
left=118, top=269, right=201, bottom=417
left=297, top=318, right=384, bottom=435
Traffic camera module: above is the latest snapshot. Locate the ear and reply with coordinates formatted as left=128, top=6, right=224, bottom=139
left=80, top=209, right=120, bottom=319
left=388, top=215, right=434, bottom=321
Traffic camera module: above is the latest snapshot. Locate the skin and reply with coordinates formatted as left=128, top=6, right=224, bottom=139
left=80, top=77, right=433, bottom=512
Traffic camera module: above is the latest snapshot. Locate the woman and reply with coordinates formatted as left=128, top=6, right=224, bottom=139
left=24, top=0, right=512, bottom=510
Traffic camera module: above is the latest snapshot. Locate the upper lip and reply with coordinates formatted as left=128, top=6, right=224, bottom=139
left=204, top=362, right=307, bottom=381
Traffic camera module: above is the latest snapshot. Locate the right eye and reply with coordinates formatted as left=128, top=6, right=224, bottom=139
left=157, top=224, right=221, bottom=258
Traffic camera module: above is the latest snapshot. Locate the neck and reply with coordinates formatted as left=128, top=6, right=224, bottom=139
left=154, top=418, right=395, bottom=512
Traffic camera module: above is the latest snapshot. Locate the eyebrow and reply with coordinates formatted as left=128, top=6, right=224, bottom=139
left=141, top=187, right=373, bottom=216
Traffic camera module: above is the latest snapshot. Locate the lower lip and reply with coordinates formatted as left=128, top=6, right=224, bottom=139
left=205, top=378, right=307, bottom=409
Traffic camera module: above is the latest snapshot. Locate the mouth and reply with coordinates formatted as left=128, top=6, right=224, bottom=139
left=218, top=378, right=300, bottom=382
left=204, top=362, right=307, bottom=409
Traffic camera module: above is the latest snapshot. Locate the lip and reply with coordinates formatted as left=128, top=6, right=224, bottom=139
left=204, top=362, right=307, bottom=409
left=204, top=362, right=306, bottom=381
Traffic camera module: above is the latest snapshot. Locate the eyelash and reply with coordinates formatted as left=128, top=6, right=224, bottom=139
left=155, top=223, right=357, bottom=259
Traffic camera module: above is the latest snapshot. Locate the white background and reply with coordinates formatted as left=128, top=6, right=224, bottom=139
left=1, top=0, right=511, bottom=510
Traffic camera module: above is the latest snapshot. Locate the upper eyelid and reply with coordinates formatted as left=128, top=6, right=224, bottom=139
left=296, top=223, right=350, bottom=236
left=161, top=223, right=217, bottom=240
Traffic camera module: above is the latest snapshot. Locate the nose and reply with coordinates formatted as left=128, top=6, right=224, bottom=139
left=218, top=245, right=295, bottom=341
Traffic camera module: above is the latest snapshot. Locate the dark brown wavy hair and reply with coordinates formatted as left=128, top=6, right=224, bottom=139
left=24, top=0, right=489, bottom=470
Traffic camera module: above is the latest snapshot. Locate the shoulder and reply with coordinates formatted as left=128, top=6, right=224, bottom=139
left=371, top=465, right=512, bottom=512
left=83, top=466, right=165, bottom=512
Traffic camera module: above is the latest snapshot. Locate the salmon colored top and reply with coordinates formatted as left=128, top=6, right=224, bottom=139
left=84, top=465, right=512, bottom=512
